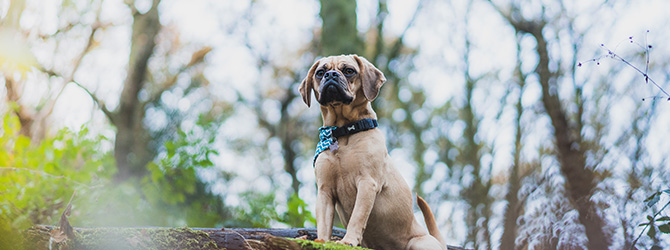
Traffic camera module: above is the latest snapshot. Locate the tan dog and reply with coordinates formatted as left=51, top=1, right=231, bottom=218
left=299, top=54, right=447, bottom=250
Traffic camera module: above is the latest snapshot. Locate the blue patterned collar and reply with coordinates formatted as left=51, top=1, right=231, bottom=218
left=313, top=119, right=378, bottom=167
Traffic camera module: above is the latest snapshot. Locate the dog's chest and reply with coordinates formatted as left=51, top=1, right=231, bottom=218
left=320, top=150, right=389, bottom=204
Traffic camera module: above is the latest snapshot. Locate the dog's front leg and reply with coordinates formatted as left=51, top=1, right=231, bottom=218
left=316, top=189, right=335, bottom=241
left=338, top=178, right=379, bottom=246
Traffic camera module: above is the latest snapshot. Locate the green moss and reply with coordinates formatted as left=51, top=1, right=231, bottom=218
left=72, top=227, right=155, bottom=250
left=138, top=227, right=221, bottom=250
left=291, top=239, right=371, bottom=250
left=24, top=226, right=222, bottom=250
left=22, top=226, right=50, bottom=249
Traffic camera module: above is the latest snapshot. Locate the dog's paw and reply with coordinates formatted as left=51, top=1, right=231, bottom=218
left=336, top=239, right=357, bottom=247
left=295, top=235, right=308, bottom=240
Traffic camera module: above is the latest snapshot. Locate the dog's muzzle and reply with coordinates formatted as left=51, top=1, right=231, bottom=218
left=318, top=71, right=353, bottom=105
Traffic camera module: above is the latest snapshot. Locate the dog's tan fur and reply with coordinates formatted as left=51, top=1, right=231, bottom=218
left=299, top=55, right=446, bottom=250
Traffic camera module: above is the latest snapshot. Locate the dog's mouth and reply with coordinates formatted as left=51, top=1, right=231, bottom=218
left=318, top=80, right=353, bottom=105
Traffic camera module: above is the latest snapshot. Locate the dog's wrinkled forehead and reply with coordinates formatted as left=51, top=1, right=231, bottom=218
left=316, top=56, right=360, bottom=73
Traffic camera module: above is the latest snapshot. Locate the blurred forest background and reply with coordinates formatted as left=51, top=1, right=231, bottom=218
left=1, top=0, right=670, bottom=249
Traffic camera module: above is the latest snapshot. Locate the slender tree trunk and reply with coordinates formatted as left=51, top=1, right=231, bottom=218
left=500, top=79, right=523, bottom=250
left=462, top=75, right=481, bottom=247
left=486, top=0, right=612, bottom=246
left=3, top=0, right=24, bottom=27
left=3, top=0, right=100, bottom=144
left=279, top=88, right=301, bottom=195
left=460, top=30, right=493, bottom=249
left=499, top=127, right=521, bottom=250
left=113, top=0, right=162, bottom=181
left=510, top=19, right=611, bottom=249
left=532, top=27, right=609, bottom=250
left=3, top=0, right=34, bottom=139
left=500, top=38, right=528, bottom=250
left=319, top=0, right=363, bottom=56
left=4, top=77, right=33, bottom=137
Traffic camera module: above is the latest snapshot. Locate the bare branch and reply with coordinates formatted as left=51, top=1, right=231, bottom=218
left=38, top=0, right=106, bottom=122
left=146, top=47, right=212, bottom=104
left=40, top=67, right=116, bottom=124
left=71, top=80, right=116, bottom=122
left=0, top=167, right=101, bottom=188
left=124, top=0, right=138, bottom=15
left=388, top=0, right=424, bottom=57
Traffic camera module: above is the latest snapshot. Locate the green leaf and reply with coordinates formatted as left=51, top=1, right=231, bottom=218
left=660, top=223, right=670, bottom=234
left=645, top=192, right=661, bottom=207
left=165, top=141, right=176, bottom=158
left=658, top=216, right=670, bottom=222
left=648, top=225, right=657, bottom=238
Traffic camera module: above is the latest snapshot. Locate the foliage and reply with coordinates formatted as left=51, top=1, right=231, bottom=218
left=0, top=111, right=115, bottom=249
left=281, top=193, right=317, bottom=228
left=0, top=110, right=233, bottom=232
left=0, top=112, right=115, bottom=229
left=227, top=192, right=280, bottom=228
left=634, top=189, right=670, bottom=249
left=141, top=119, right=228, bottom=227
left=73, top=116, right=234, bottom=228
left=227, top=192, right=316, bottom=228
left=0, top=212, right=21, bottom=250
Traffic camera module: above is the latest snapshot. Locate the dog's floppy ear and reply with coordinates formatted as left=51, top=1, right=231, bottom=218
left=354, top=55, right=386, bottom=101
left=299, top=59, right=320, bottom=107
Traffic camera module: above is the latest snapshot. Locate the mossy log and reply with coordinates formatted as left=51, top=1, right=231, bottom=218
left=23, top=225, right=361, bottom=250
left=23, top=225, right=467, bottom=250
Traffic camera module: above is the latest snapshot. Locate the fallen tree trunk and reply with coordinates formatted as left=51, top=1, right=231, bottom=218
left=24, top=225, right=345, bottom=250
left=24, top=226, right=467, bottom=250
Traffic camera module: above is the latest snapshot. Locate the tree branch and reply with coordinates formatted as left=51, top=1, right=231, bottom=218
left=38, top=1, right=110, bottom=122
left=146, top=47, right=212, bottom=105
left=70, top=79, right=116, bottom=122
left=388, top=0, right=423, bottom=57
left=0, top=167, right=100, bottom=188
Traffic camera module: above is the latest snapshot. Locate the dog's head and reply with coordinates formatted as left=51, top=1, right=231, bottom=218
left=299, top=55, right=386, bottom=107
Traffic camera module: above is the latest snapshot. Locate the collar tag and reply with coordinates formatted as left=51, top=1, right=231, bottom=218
left=330, top=140, right=339, bottom=152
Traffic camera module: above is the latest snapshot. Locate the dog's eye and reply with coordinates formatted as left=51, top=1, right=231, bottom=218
left=315, top=70, right=325, bottom=78
left=344, top=68, right=356, bottom=76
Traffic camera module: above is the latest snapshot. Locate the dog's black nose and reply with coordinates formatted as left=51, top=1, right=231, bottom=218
left=324, top=70, right=339, bottom=81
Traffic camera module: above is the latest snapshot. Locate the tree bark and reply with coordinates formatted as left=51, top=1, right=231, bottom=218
left=319, top=0, right=364, bottom=56
left=23, top=226, right=468, bottom=250
left=278, top=88, right=301, bottom=196
left=499, top=84, right=523, bottom=250
left=499, top=39, right=527, bottom=250
left=459, top=21, right=493, bottom=249
left=497, top=12, right=612, bottom=250
left=528, top=24, right=610, bottom=250
left=3, top=0, right=38, bottom=140
left=113, top=0, right=162, bottom=181
left=24, top=226, right=343, bottom=250
left=4, top=77, right=35, bottom=138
